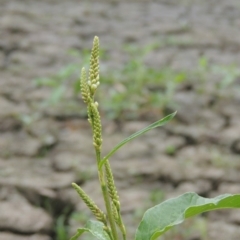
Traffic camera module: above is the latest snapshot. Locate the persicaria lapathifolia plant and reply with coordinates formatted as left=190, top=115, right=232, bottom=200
left=71, top=36, right=240, bottom=240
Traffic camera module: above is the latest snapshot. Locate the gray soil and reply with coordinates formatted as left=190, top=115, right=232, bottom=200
left=0, top=0, right=240, bottom=240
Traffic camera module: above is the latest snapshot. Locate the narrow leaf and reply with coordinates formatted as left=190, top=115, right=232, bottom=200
left=99, top=111, right=176, bottom=169
left=135, top=192, right=240, bottom=240
left=70, top=220, right=110, bottom=240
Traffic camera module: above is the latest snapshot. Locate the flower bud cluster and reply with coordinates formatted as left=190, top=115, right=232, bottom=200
left=90, top=102, right=103, bottom=150
left=72, top=183, right=106, bottom=223
left=80, top=37, right=102, bottom=150
left=89, top=36, right=100, bottom=96
left=80, top=37, right=100, bottom=103
left=80, top=67, right=90, bottom=104
left=105, top=160, right=120, bottom=211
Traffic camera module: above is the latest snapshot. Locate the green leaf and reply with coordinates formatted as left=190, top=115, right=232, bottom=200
left=70, top=220, right=111, bottom=240
left=99, top=111, right=176, bottom=169
left=135, top=192, right=240, bottom=240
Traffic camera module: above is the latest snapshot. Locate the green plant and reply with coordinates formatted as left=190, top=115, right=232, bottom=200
left=70, top=36, right=240, bottom=240
left=165, top=145, right=177, bottom=156
left=212, top=63, right=240, bottom=89
left=196, top=56, right=240, bottom=92
left=56, top=215, right=69, bottom=240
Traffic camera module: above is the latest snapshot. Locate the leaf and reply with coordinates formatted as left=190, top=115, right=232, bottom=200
left=70, top=220, right=111, bottom=240
left=135, top=192, right=240, bottom=240
left=99, top=111, right=176, bottom=169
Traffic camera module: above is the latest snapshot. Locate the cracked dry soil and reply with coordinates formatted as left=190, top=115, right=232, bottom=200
left=0, top=0, right=240, bottom=239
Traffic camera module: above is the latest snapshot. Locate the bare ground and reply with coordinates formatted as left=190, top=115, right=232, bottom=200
left=0, top=0, right=240, bottom=239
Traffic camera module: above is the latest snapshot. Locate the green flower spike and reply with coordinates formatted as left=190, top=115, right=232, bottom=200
left=72, top=183, right=106, bottom=224
left=80, top=67, right=90, bottom=104
left=105, top=160, right=126, bottom=240
left=89, top=36, right=100, bottom=96
left=90, top=101, right=102, bottom=151
left=105, top=160, right=120, bottom=211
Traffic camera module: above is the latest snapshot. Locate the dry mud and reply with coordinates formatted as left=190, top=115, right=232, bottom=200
left=0, top=0, right=240, bottom=239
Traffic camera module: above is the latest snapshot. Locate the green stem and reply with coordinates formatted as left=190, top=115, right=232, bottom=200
left=96, top=150, right=119, bottom=240
left=118, top=212, right=126, bottom=240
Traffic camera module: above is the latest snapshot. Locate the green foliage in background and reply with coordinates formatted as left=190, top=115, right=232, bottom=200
left=98, top=44, right=186, bottom=120
left=35, top=42, right=240, bottom=121
left=34, top=44, right=186, bottom=120
left=55, top=215, right=69, bottom=240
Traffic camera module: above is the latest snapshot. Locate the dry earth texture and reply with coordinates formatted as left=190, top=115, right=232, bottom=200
left=0, top=0, right=240, bottom=240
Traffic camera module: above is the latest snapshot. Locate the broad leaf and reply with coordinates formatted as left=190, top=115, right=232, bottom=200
left=135, top=192, right=240, bottom=240
left=70, top=220, right=111, bottom=240
left=99, top=111, right=176, bottom=169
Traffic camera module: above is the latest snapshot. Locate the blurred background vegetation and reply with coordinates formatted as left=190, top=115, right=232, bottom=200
left=34, top=44, right=240, bottom=121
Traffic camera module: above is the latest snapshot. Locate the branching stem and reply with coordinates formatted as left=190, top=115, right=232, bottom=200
left=96, top=150, right=119, bottom=240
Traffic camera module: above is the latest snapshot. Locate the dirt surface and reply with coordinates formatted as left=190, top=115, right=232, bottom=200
left=0, top=0, right=240, bottom=239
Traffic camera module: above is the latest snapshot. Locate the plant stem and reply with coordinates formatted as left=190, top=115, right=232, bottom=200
left=96, top=150, right=119, bottom=240
left=118, top=212, right=126, bottom=240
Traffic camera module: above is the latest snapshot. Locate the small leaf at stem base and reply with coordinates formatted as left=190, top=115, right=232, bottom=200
left=70, top=220, right=111, bottom=240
